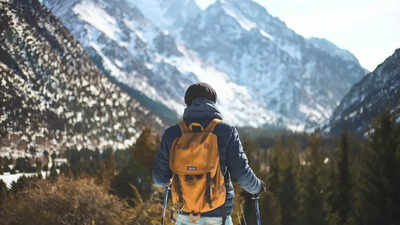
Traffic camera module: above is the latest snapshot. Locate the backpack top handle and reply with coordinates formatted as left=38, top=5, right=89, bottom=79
left=189, top=123, right=204, bottom=131
left=178, top=119, right=222, bottom=133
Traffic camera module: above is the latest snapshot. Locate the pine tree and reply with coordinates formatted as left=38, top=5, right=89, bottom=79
left=278, top=139, right=300, bottom=225
left=242, top=137, right=260, bottom=174
left=358, top=111, right=400, bottom=225
left=268, top=141, right=283, bottom=194
left=111, top=160, right=153, bottom=205
left=0, top=179, right=8, bottom=204
left=300, top=134, right=328, bottom=225
left=337, top=130, right=353, bottom=225
left=133, top=127, right=158, bottom=173
left=260, top=191, right=282, bottom=225
left=49, top=164, right=58, bottom=182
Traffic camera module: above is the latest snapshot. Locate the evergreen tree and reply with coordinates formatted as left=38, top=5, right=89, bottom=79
left=358, top=111, right=400, bottom=225
left=111, top=128, right=157, bottom=204
left=111, top=159, right=152, bottom=205
left=14, top=157, right=30, bottom=172
left=51, top=152, right=57, bottom=162
left=35, top=158, right=42, bottom=174
left=337, top=130, right=353, bottom=225
left=242, top=138, right=260, bottom=174
left=59, top=164, right=72, bottom=178
left=49, top=164, right=58, bottom=182
left=278, top=139, right=300, bottom=225
left=133, top=127, right=159, bottom=173
left=299, top=134, right=328, bottom=225
left=268, top=141, right=283, bottom=194
left=10, top=176, right=28, bottom=194
left=259, top=191, right=282, bottom=225
left=0, top=179, right=8, bottom=204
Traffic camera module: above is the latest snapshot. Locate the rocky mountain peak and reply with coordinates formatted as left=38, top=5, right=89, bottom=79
left=44, top=0, right=367, bottom=131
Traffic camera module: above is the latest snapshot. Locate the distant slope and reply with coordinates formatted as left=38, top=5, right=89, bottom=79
left=44, top=0, right=367, bottom=131
left=328, top=49, right=400, bottom=135
left=0, top=0, right=167, bottom=155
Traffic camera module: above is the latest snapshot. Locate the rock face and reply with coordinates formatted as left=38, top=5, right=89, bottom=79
left=0, top=0, right=166, bottom=155
left=328, top=49, right=400, bottom=135
left=44, top=0, right=367, bottom=130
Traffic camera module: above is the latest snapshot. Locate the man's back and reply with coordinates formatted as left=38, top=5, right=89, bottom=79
left=152, top=83, right=263, bottom=224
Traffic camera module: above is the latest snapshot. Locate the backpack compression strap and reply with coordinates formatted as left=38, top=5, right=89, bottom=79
left=178, top=120, right=189, bottom=133
left=205, top=119, right=222, bottom=132
left=178, top=119, right=222, bottom=134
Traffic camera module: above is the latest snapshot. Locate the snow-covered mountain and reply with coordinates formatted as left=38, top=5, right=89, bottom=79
left=44, top=0, right=367, bottom=130
left=328, top=49, right=400, bottom=135
left=0, top=0, right=166, bottom=155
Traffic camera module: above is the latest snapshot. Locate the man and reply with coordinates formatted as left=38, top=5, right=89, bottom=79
left=152, top=83, right=265, bottom=225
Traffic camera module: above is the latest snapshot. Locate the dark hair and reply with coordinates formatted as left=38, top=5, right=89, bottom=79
left=184, top=82, right=217, bottom=106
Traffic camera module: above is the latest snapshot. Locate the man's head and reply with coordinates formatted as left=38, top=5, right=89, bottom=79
left=184, top=82, right=217, bottom=106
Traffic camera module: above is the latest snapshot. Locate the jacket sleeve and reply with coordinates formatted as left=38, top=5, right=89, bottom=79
left=226, top=127, right=262, bottom=194
left=152, top=131, right=173, bottom=187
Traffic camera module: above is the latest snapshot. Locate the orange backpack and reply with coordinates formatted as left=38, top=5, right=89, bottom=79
left=169, top=119, right=226, bottom=222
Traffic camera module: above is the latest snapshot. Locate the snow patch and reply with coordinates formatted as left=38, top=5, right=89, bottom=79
left=222, top=5, right=257, bottom=31
left=259, top=29, right=274, bottom=40
left=279, top=43, right=302, bottom=60
left=167, top=44, right=280, bottom=127
left=128, top=0, right=173, bottom=29
left=299, top=104, right=321, bottom=119
left=0, top=172, right=46, bottom=188
left=73, top=1, right=121, bottom=41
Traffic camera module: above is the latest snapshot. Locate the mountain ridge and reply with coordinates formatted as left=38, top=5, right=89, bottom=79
left=328, top=48, right=400, bottom=135
left=44, top=0, right=367, bottom=131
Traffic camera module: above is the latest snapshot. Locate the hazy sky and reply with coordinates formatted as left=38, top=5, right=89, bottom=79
left=195, top=0, right=400, bottom=71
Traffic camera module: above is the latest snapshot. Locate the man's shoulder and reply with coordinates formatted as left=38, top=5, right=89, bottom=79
left=214, top=121, right=235, bottom=137
left=163, top=124, right=182, bottom=140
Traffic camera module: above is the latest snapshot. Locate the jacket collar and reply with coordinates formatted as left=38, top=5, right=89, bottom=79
left=183, top=97, right=223, bottom=123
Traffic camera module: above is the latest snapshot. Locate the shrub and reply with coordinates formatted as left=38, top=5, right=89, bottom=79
left=0, top=177, right=134, bottom=225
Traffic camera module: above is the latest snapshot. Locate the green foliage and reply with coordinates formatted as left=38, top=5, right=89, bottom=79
left=1, top=111, right=399, bottom=225
left=133, top=127, right=160, bottom=173
left=358, top=111, right=400, bottom=225
left=265, top=139, right=300, bottom=225
left=329, top=130, right=354, bottom=225
left=259, top=191, right=282, bottom=225
left=110, top=127, right=159, bottom=204
left=298, top=134, right=329, bottom=225
left=111, top=159, right=152, bottom=205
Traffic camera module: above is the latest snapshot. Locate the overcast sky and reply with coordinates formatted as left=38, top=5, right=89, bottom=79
left=195, top=0, right=400, bottom=71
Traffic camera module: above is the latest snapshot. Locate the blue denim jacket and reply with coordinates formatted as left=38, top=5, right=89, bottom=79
left=152, top=97, right=262, bottom=217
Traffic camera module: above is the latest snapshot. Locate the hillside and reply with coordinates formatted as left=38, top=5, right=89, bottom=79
left=0, top=0, right=166, bottom=155
left=328, top=48, right=400, bottom=135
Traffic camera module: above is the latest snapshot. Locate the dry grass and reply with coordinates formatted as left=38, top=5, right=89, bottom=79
left=0, top=177, right=135, bottom=225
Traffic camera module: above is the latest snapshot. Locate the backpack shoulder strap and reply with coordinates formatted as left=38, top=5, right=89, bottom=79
left=205, top=119, right=222, bottom=132
left=178, top=120, right=189, bottom=134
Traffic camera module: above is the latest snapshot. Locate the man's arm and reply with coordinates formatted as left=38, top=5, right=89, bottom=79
left=152, top=132, right=172, bottom=187
left=226, top=127, right=262, bottom=194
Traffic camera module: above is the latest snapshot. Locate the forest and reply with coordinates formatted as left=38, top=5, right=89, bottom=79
left=0, top=111, right=399, bottom=225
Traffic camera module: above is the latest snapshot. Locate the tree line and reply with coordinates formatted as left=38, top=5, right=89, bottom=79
left=239, top=110, right=400, bottom=225
left=1, top=112, right=399, bottom=225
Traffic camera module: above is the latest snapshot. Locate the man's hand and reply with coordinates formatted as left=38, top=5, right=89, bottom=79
left=256, top=180, right=267, bottom=196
